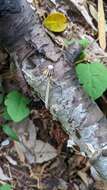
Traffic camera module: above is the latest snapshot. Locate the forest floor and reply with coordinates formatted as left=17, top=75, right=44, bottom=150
left=0, top=0, right=107, bottom=190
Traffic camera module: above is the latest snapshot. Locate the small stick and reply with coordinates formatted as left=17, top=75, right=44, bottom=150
left=45, top=78, right=51, bottom=109
left=44, top=65, right=54, bottom=109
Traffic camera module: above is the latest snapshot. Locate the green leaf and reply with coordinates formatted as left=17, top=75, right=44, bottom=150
left=2, top=108, right=12, bottom=121
left=79, top=38, right=89, bottom=48
left=64, top=38, right=89, bottom=48
left=64, top=39, right=74, bottom=47
left=0, top=184, right=12, bottom=190
left=1, top=124, right=19, bottom=141
left=75, top=51, right=86, bottom=62
left=76, top=62, right=107, bottom=100
left=4, top=90, right=30, bottom=122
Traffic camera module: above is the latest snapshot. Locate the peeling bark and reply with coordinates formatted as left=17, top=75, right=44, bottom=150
left=0, top=0, right=107, bottom=180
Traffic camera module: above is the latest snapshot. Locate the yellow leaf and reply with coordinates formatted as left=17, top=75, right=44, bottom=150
left=43, top=12, right=68, bottom=32
left=98, top=0, right=106, bottom=50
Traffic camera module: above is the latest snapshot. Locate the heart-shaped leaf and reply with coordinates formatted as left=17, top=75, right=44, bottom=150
left=76, top=62, right=107, bottom=100
left=5, top=90, right=30, bottom=122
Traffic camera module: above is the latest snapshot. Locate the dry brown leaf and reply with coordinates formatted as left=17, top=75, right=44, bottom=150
left=78, top=171, right=89, bottom=186
left=13, top=119, right=37, bottom=163
left=69, top=0, right=96, bottom=30
left=94, top=180, right=107, bottom=190
left=5, top=155, right=17, bottom=166
left=98, top=0, right=106, bottom=50
left=14, top=141, right=25, bottom=163
left=0, top=167, right=11, bottom=181
left=12, top=119, right=37, bottom=150
left=89, top=3, right=98, bottom=22
left=34, top=140, right=57, bottom=163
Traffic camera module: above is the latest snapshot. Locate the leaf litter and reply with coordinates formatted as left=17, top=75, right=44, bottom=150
left=1, top=0, right=107, bottom=190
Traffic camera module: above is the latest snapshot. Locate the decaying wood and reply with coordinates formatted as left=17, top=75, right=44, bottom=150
left=0, top=0, right=107, bottom=180
left=22, top=35, right=107, bottom=179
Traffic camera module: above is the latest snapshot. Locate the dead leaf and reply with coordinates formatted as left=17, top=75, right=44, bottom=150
left=89, top=3, right=107, bottom=33
left=5, top=155, right=17, bottom=166
left=15, top=140, right=57, bottom=164
left=13, top=119, right=57, bottom=164
left=27, top=0, right=33, bottom=3
left=98, top=0, right=106, bottom=50
left=94, top=180, right=107, bottom=190
left=89, top=3, right=98, bottom=22
left=69, top=0, right=96, bottom=30
left=12, top=118, right=37, bottom=150
left=1, top=139, right=10, bottom=147
left=49, top=0, right=57, bottom=6
left=34, top=140, right=57, bottom=163
left=13, top=118, right=37, bottom=163
left=43, top=12, right=68, bottom=32
left=78, top=171, right=89, bottom=186
left=90, top=166, right=101, bottom=180
left=50, top=123, right=68, bottom=146
left=14, top=141, right=25, bottom=163
left=0, top=167, right=11, bottom=181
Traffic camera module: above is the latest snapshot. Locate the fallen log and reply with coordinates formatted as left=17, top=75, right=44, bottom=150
left=0, top=0, right=36, bottom=49
left=0, top=0, right=107, bottom=180
left=0, top=0, right=21, bottom=15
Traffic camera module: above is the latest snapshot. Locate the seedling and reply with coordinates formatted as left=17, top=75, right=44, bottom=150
left=76, top=62, right=107, bottom=100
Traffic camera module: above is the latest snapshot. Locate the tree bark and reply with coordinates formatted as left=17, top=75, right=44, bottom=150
left=0, top=0, right=107, bottom=180
left=0, top=0, right=36, bottom=49
left=0, top=0, right=21, bottom=15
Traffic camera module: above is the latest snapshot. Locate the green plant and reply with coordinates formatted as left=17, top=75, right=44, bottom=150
left=64, top=39, right=74, bottom=47
left=64, top=38, right=89, bottom=48
left=0, top=90, right=30, bottom=141
left=76, top=62, right=107, bottom=100
left=4, top=90, right=30, bottom=122
left=78, top=38, right=89, bottom=48
left=1, top=124, right=19, bottom=141
left=0, top=184, right=12, bottom=190
left=2, top=108, right=12, bottom=121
